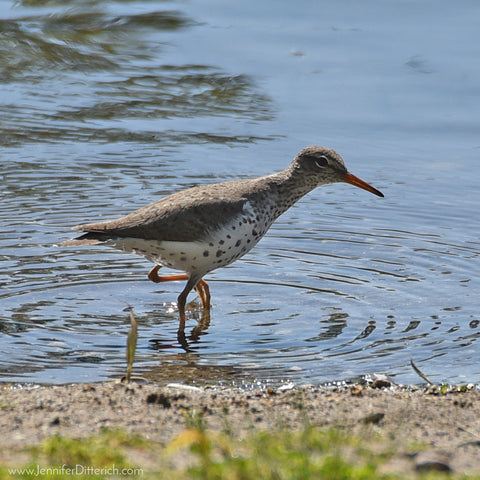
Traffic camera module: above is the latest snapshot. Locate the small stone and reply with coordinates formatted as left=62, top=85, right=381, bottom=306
left=361, top=412, right=385, bottom=425
left=50, top=417, right=61, bottom=426
left=415, top=451, right=451, bottom=473
left=277, top=383, right=295, bottom=392
left=364, top=373, right=393, bottom=388
left=350, top=385, right=363, bottom=396
left=146, top=393, right=171, bottom=408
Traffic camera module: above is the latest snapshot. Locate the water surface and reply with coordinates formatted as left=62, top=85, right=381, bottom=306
left=1, top=0, right=479, bottom=385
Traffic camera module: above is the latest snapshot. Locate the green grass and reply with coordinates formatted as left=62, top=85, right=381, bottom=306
left=0, top=429, right=148, bottom=480
left=179, top=415, right=381, bottom=480
left=0, top=414, right=478, bottom=480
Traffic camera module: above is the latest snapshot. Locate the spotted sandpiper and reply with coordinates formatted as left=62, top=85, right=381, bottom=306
left=61, top=146, right=383, bottom=330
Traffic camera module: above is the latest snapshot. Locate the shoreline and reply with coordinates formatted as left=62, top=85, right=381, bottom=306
left=1, top=380, right=479, bottom=476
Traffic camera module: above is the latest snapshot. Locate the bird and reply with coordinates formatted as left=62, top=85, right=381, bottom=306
left=61, top=146, right=383, bottom=332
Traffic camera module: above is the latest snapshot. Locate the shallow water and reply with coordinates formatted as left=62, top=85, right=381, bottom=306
left=1, top=0, right=479, bottom=385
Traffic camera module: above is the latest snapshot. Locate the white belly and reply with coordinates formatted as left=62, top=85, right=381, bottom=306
left=111, top=209, right=270, bottom=276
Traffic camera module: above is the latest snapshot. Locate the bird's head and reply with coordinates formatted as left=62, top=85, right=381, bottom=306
left=293, top=146, right=384, bottom=197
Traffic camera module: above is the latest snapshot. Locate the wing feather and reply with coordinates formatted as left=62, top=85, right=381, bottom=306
left=72, top=182, right=249, bottom=243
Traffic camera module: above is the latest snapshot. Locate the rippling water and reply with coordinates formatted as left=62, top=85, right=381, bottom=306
left=1, top=0, right=479, bottom=385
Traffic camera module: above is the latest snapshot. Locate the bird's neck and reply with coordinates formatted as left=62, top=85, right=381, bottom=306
left=251, top=166, right=320, bottom=220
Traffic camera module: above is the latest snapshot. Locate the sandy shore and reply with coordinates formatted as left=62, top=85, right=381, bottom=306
left=1, top=380, right=479, bottom=476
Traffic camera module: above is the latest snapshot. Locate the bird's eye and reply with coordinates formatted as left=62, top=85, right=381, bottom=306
left=313, top=155, right=329, bottom=169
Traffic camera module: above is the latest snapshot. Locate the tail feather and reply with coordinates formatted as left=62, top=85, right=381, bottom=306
left=58, top=232, right=112, bottom=247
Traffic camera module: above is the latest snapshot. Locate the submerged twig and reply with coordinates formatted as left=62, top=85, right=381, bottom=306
left=410, top=358, right=434, bottom=385
left=125, top=306, right=138, bottom=383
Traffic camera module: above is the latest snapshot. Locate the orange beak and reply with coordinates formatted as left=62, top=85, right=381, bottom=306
left=343, top=172, right=384, bottom=198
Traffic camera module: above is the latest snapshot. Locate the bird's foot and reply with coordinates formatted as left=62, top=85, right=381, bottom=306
left=177, top=306, right=210, bottom=350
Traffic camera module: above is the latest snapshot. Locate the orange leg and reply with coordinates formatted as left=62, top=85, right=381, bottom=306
left=147, top=265, right=211, bottom=310
left=148, top=265, right=188, bottom=283
left=194, top=278, right=211, bottom=310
